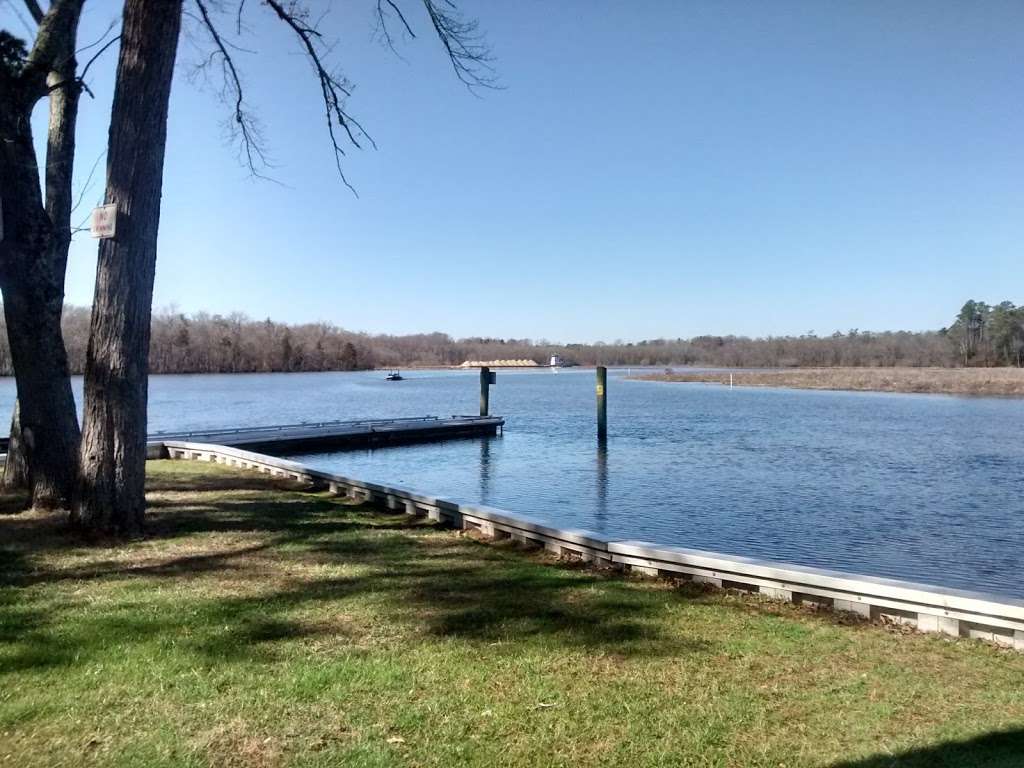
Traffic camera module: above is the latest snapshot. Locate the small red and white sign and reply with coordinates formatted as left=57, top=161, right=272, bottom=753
left=90, top=204, right=117, bottom=239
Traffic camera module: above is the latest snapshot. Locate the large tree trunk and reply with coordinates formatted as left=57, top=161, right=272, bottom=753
left=0, top=290, right=79, bottom=509
left=0, top=2, right=84, bottom=508
left=74, top=0, right=183, bottom=535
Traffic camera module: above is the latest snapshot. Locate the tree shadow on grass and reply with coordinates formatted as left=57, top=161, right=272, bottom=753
left=144, top=464, right=309, bottom=493
left=0, top=489, right=30, bottom=516
left=173, top=525, right=713, bottom=662
left=830, top=728, right=1024, bottom=768
left=0, top=468, right=715, bottom=674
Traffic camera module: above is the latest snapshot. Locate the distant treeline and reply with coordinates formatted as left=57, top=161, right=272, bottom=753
left=0, top=300, right=1019, bottom=376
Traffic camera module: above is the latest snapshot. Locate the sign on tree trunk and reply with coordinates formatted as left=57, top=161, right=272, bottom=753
left=90, top=204, right=118, bottom=239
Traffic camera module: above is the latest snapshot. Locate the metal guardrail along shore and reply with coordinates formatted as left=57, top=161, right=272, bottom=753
left=156, top=440, right=1024, bottom=651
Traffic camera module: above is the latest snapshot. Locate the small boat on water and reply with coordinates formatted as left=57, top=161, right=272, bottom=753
left=385, top=370, right=404, bottom=381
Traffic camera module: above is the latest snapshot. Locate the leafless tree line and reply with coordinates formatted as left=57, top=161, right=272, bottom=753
left=0, top=304, right=1016, bottom=376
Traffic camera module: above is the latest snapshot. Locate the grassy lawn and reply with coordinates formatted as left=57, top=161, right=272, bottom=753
left=2, top=461, right=1023, bottom=767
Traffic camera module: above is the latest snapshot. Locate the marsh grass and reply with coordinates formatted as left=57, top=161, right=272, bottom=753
left=637, top=367, right=1024, bottom=396
left=1, top=461, right=1023, bottom=767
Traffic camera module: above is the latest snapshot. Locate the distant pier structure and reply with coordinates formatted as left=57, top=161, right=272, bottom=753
left=456, top=355, right=571, bottom=368
left=459, top=359, right=539, bottom=368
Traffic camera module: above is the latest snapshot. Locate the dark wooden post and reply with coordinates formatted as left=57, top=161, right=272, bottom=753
left=596, top=366, right=607, bottom=441
left=480, top=366, right=491, bottom=416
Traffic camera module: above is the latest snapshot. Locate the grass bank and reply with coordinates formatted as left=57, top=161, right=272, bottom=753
left=2, top=462, right=1024, bottom=767
left=635, top=366, right=1024, bottom=396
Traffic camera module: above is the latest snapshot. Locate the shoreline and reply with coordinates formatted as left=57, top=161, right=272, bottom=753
left=158, top=440, right=1024, bottom=644
left=632, top=366, right=1024, bottom=397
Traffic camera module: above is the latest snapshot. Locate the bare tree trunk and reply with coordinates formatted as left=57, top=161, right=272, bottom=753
left=0, top=1, right=84, bottom=507
left=17, top=5, right=86, bottom=501
left=74, top=0, right=183, bottom=535
left=0, top=237, right=80, bottom=507
left=2, top=402, right=30, bottom=490
left=0, top=220, right=81, bottom=508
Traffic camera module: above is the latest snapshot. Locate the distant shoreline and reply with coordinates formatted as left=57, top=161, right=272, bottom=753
left=632, top=367, right=1024, bottom=397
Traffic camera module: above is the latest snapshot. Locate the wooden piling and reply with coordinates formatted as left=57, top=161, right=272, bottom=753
left=480, top=366, right=491, bottom=417
left=596, top=366, right=607, bottom=441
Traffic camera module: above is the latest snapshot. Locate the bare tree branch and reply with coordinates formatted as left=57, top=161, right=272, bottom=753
left=180, top=0, right=496, bottom=194
left=69, top=207, right=93, bottom=234
left=69, top=147, right=105, bottom=216
left=192, top=0, right=269, bottom=175
left=45, top=31, right=119, bottom=99
left=22, top=0, right=44, bottom=24
left=264, top=0, right=377, bottom=195
left=375, top=0, right=415, bottom=55
left=75, top=17, right=118, bottom=57
left=78, top=33, right=119, bottom=80
left=65, top=32, right=119, bottom=98
left=3, top=0, right=38, bottom=35
left=420, top=0, right=497, bottom=91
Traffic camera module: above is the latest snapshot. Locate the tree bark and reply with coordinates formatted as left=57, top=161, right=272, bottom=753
left=2, top=401, right=30, bottom=490
left=0, top=147, right=81, bottom=508
left=74, top=0, right=183, bottom=535
left=0, top=1, right=84, bottom=508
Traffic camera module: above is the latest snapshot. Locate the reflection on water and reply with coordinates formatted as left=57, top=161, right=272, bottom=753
left=595, top=442, right=608, bottom=533
left=1, top=368, right=1021, bottom=597
left=479, top=436, right=493, bottom=501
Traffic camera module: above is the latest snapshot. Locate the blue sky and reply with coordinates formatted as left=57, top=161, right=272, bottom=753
left=7, top=0, right=1023, bottom=341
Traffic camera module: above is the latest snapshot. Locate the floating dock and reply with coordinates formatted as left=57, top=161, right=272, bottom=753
left=146, top=415, right=503, bottom=458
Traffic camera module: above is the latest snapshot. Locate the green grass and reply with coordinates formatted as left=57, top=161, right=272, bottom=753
left=2, top=461, right=1023, bottom=767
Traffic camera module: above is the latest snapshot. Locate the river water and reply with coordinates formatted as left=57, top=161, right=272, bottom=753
left=2, top=369, right=1022, bottom=598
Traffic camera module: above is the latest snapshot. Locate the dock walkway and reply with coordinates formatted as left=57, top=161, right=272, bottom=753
left=146, top=415, right=503, bottom=457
